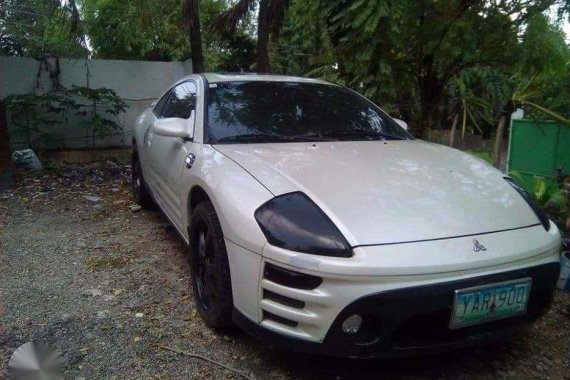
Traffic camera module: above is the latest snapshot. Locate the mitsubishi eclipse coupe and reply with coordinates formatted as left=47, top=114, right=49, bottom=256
left=131, top=73, right=561, bottom=357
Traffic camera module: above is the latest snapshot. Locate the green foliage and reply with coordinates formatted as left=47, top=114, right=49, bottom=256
left=447, top=68, right=511, bottom=138
left=209, top=0, right=292, bottom=72
left=80, top=0, right=189, bottom=61
left=0, top=0, right=87, bottom=57
left=531, top=177, right=566, bottom=207
left=80, top=0, right=255, bottom=70
left=504, top=13, right=570, bottom=123
left=519, top=13, right=568, bottom=77
left=529, top=177, right=568, bottom=227
left=270, top=1, right=335, bottom=76
left=3, top=0, right=569, bottom=142
left=274, top=0, right=569, bottom=136
left=467, top=150, right=493, bottom=164
left=509, top=172, right=569, bottom=228
left=208, top=33, right=256, bottom=71
left=3, top=87, right=126, bottom=150
left=201, top=0, right=257, bottom=71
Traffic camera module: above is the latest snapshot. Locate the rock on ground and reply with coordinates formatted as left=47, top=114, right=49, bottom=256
left=12, top=149, right=43, bottom=171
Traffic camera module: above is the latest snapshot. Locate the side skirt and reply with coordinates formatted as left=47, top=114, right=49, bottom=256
left=145, top=183, right=190, bottom=246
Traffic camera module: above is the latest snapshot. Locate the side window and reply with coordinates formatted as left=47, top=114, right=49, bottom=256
left=161, top=82, right=197, bottom=119
left=153, top=90, right=171, bottom=116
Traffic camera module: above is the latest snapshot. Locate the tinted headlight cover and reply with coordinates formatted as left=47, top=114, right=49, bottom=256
left=255, top=192, right=353, bottom=257
left=504, top=177, right=550, bottom=231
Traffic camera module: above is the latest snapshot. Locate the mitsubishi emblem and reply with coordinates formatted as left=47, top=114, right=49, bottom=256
left=473, top=239, right=487, bottom=252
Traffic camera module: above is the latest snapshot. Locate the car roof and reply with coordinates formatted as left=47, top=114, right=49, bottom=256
left=195, top=72, right=334, bottom=85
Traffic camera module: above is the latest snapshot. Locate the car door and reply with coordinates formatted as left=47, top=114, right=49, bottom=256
left=144, top=81, right=197, bottom=230
left=138, top=89, right=172, bottom=191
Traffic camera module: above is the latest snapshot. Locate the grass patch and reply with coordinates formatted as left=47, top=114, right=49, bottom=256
left=467, top=150, right=492, bottom=164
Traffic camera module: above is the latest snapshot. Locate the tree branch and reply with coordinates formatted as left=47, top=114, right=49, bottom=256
left=209, top=0, right=255, bottom=34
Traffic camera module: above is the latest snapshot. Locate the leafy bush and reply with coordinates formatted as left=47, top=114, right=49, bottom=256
left=509, top=172, right=569, bottom=230
left=3, top=87, right=127, bottom=150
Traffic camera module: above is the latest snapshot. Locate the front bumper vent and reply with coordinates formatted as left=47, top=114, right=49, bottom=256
left=263, top=289, right=305, bottom=309
left=263, top=311, right=298, bottom=328
left=263, top=262, right=322, bottom=290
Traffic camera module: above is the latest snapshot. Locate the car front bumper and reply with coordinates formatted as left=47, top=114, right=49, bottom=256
left=233, top=261, right=560, bottom=358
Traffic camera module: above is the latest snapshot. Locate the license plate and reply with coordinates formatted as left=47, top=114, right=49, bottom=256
left=449, top=278, right=532, bottom=329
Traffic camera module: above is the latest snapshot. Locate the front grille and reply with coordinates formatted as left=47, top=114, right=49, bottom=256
left=391, top=286, right=555, bottom=348
left=393, top=311, right=520, bottom=348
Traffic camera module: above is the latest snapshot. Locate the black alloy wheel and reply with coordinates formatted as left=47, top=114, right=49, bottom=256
left=189, top=201, right=233, bottom=328
left=131, top=149, right=153, bottom=207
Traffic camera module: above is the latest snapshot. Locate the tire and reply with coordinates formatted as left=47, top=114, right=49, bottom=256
left=131, top=149, right=153, bottom=208
left=188, top=201, right=233, bottom=329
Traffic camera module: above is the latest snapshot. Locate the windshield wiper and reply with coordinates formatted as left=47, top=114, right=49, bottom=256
left=216, top=133, right=334, bottom=143
left=303, top=128, right=405, bottom=141
left=216, top=134, right=278, bottom=143
left=216, top=133, right=295, bottom=143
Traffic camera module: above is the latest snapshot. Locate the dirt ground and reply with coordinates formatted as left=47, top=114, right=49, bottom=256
left=1, top=163, right=569, bottom=380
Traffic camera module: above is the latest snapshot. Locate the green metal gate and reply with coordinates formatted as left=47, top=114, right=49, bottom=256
left=507, top=119, right=570, bottom=191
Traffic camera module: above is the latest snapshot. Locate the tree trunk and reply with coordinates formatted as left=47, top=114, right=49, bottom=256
left=0, top=102, right=14, bottom=188
left=449, top=112, right=459, bottom=147
left=183, top=0, right=204, bottom=73
left=493, top=115, right=508, bottom=169
left=418, top=70, right=443, bottom=135
left=256, top=0, right=271, bottom=72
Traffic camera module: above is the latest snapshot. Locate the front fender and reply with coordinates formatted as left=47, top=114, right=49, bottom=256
left=132, top=110, right=152, bottom=150
left=181, top=144, right=273, bottom=254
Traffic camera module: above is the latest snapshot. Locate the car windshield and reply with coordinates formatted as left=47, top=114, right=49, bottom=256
left=206, top=81, right=413, bottom=143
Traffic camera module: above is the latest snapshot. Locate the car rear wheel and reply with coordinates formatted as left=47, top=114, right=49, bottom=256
left=131, top=149, right=153, bottom=207
left=189, top=201, right=233, bottom=329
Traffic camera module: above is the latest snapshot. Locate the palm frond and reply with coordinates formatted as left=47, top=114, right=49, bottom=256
left=514, top=88, right=542, bottom=102
left=461, top=98, right=467, bottom=139
left=463, top=95, right=491, bottom=110
left=465, top=104, right=484, bottom=135
left=513, top=76, right=541, bottom=101
left=210, top=0, right=256, bottom=34
left=521, top=100, right=570, bottom=127
left=474, top=108, right=495, bottom=126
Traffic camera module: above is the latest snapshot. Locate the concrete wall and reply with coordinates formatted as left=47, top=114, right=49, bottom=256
left=0, top=56, right=192, bottom=150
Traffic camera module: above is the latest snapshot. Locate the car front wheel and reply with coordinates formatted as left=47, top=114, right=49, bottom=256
left=189, top=201, right=233, bottom=329
left=131, top=149, right=153, bottom=207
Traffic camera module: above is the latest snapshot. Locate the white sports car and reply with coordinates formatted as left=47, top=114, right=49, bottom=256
left=132, top=73, right=561, bottom=357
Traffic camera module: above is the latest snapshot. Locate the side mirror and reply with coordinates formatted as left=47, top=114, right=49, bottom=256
left=393, top=118, right=408, bottom=131
left=150, top=100, right=157, bottom=108
left=153, top=111, right=194, bottom=140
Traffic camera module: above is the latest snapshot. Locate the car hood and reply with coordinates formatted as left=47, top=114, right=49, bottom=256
left=214, top=140, right=540, bottom=246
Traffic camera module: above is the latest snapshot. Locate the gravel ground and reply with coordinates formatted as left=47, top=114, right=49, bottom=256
left=1, top=162, right=569, bottom=380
